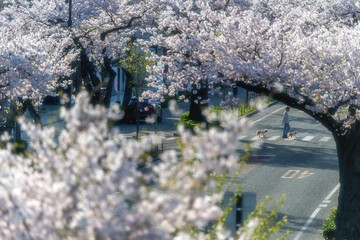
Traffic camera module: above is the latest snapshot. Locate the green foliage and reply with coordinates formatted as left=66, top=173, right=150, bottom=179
left=12, top=139, right=28, bottom=156
left=237, top=103, right=256, bottom=117
left=0, top=139, right=28, bottom=157
left=175, top=112, right=201, bottom=131
left=267, top=98, right=276, bottom=104
left=175, top=95, right=277, bottom=131
left=242, top=195, right=289, bottom=240
left=118, top=41, right=157, bottom=96
left=137, top=146, right=161, bottom=170
left=321, top=207, right=337, bottom=240
left=176, top=131, right=288, bottom=239
left=210, top=106, right=223, bottom=114
left=175, top=103, right=260, bottom=132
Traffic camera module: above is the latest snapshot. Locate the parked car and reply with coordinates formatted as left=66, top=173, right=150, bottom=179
left=42, top=95, right=61, bottom=105
left=124, top=98, right=162, bottom=123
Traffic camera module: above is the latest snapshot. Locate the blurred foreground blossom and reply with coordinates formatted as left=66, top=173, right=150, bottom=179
left=169, top=99, right=184, bottom=116
left=0, top=91, right=263, bottom=240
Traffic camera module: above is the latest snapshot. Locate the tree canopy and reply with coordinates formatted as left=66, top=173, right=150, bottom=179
left=1, top=0, right=360, bottom=239
left=146, top=0, right=360, bottom=133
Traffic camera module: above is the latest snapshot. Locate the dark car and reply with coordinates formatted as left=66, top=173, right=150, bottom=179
left=124, top=98, right=162, bottom=123
left=42, top=95, right=61, bottom=105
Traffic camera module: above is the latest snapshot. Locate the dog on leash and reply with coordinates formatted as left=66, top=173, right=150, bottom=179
left=287, top=131, right=298, bottom=138
left=256, top=129, right=268, bottom=138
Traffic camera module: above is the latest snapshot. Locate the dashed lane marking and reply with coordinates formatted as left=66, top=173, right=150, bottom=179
left=319, top=137, right=331, bottom=142
left=293, top=183, right=340, bottom=240
left=268, top=136, right=280, bottom=140
left=302, top=136, right=315, bottom=141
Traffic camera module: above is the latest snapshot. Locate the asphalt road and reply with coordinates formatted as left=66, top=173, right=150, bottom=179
left=113, top=101, right=339, bottom=239
left=26, top=101, right=339, bottom=239
left=235, top=102, right=339, bottom=240
left=121, top=101, right=340, bottom=239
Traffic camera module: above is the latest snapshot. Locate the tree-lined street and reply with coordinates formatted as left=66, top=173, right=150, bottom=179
left=2, top=0, right=360, bottom=239
left=235, top=103, right=339, bottom=240
left=113, top=101, right=340, bottom=239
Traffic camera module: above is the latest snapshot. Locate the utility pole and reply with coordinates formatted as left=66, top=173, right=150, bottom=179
left=68, top=0, right=72, bottom=28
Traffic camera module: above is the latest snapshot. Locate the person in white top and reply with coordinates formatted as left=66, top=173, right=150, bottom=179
left=282, top=106, right=290, bottom=138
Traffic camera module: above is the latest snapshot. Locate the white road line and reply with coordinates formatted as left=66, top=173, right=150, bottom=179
left=166, top=137, right=177, bottom=140
left=302, top=136, right=315, bottom=141
left=319, top=137, right=331, bottom=142
left=268, top=136, right=280, bottom=140
left=249, top=106, right=286, bottom=126
left=324, top=183, right=340, bottom=200
left=293, top=183, right=340, bottom=240
left=293, top=207, right=322, bottom=240
left=251, top=136, right=260, bottom=141
left=238, top=135, right=247, bottom=140
left=285, top=137, right=295, bottom=141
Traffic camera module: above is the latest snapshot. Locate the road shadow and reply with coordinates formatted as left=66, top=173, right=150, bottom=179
left=273, top=212, right=324, bottom=239
left=237, top=141, right=339, bottom=171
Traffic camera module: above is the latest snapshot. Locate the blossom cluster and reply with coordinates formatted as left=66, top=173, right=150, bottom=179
left=0, top=92, right=253, bottom=240
left=144, top=0, right=360, bottom=128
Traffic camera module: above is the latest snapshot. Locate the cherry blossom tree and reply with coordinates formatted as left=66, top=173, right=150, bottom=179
left=145, top=0, right=360, bottom=238
left=0, top=0, right=162, bottom=107
left=1, top=0, right=288, bottom=234
left=0, top=1, right=76, bottom=101
left=4, top=0, right=360, bottom=238
left=0, top=91, right=279, bottom=239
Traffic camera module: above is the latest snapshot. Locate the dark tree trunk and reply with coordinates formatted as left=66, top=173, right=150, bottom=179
left=102, top=57, right=116, bottom=108
left=62, top=60, right=81, bottom=108
left=122, top=69, right=133, bottom=109
left=22, top=100, right=42, bottom=125
left=8, top=99, right=42, bottom=126
left=335, top=120, right=360, bottom=240
left=4, top=99, right=41, bottom=141
left=79, top=50, right=102, bottom=105
left=235, top=80, right=360, bottom=240
left=189, top=82, right=208, bottom=122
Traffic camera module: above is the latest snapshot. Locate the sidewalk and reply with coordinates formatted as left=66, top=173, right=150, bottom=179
left=19, top=87, right=261, bottom=141
left=20, top=104, right=64, bottom=141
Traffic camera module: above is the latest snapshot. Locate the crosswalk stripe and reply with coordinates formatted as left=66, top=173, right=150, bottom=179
left=302, top=136, right=315, bottom=141
left=251, top=136, right=260, bottom=141
left=268, top=136, right=280, bottom=140
left=285, top=137, right=295, bottom=141
left=319, top=137, right=331, bottom=142
left=239, top=135, right=331, bottom=142
left=238, top=135, right=247, bottom=140
left=166, top=137, right=177, bottom=141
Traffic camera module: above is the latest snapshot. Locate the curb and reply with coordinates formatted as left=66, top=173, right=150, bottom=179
left=170, top=101, right=280, bottom=137
left=238, top=101, right=279, bottom=119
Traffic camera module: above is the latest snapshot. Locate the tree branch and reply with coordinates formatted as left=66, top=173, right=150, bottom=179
left=235, top=80, right=343, bottom=135
left=100, top=16, right=143, bottom=41
left=328, top=98, right=351, bottom=115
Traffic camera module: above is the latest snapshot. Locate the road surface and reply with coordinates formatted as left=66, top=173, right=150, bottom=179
left=235, top=102, right=339, bottom=240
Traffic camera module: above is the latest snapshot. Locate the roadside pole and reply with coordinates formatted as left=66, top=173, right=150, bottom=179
left=154, top=103, right=158, bottom=153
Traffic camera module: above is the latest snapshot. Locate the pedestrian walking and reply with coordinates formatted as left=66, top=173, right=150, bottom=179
left=282, top=106, right=290, bottom=138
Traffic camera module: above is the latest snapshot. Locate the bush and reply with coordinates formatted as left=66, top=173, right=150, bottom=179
left=175, top=112, right=200, bottom=131
left=321, top=207, right=337, bottom=240
left=175, top=106, right=225, bottom=131
left=0, top=139, right=28, bottom=156
left=237, top=103, right=256, bottom=117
